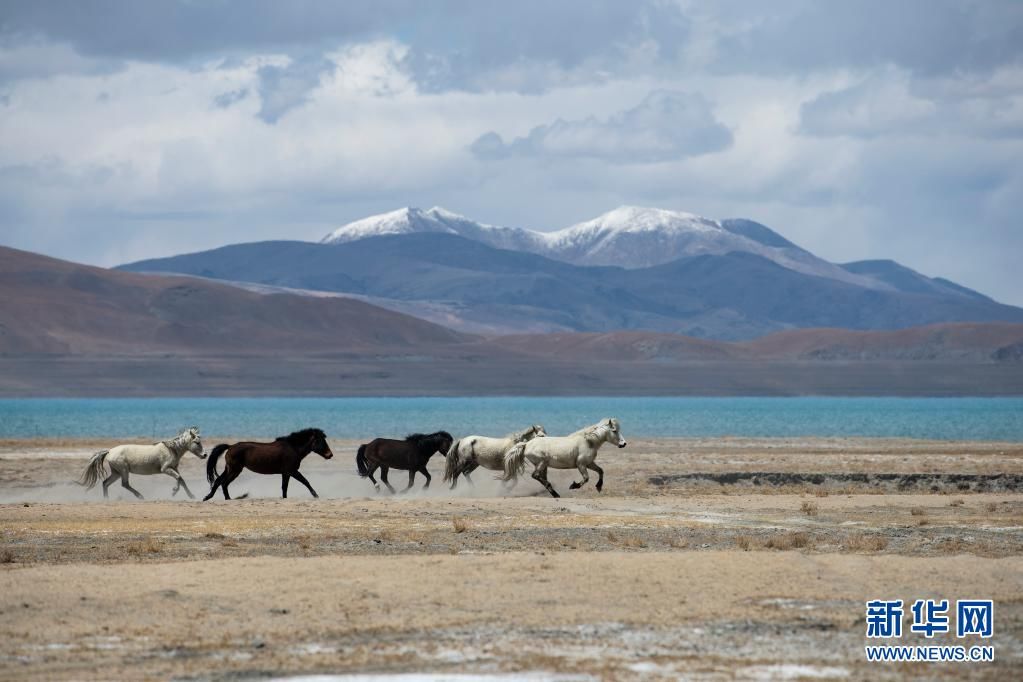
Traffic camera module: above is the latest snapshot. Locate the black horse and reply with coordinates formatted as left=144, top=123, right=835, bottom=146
left=355, top=431, right=453, bottom=493
left=203, top=428, right=333, bottom=500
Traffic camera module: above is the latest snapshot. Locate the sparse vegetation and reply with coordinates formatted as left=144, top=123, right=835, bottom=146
left=621, top=536, right=647, bottom=549
left=949, top=498, right=965, bottom=507
left=735, top=535, right=752, bottom=551
left=910, top=508, right=926, bottom=516
left=126, top=537, right=164, bottom=557
left=1, top=549, right=14, bottom=564
left=765, top=532, right=810, bottom=551
left=814, top=490, right=829, bottom=497
left=452, top=517, right=469, bottom=534
left=800, top=501, right=819, bottom=516
left=668, top=535, right=689, bottom=549
left=844, top=534, right=888, bottom=552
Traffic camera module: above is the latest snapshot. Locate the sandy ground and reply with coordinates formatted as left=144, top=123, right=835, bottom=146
left=1, top=437, right=1021, bottom=680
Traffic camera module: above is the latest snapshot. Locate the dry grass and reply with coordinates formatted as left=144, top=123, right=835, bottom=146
left=938, top=537, right=967, bottom=553
left=910, top=508, right=926, bottom=516
left=765, top=532, right=810, bottom=551
left=949, top=498, right=965, bottom=507
left=621, top=536, right=647, bottom=549
left=125, top=537, right=164, bottom=557
left=0, top=548, right=14, bottom=564
left=203, top=532, right=226, bottom=539
left=799, top=501, right=819, bottom=516
left=668, top=536, right=689, bottom=550
left=814, top=490, right=829, bottom=497
left=735, top=535, right=753, bottom=551
left=844, top=534, right=889, bottom=553
left=451, top=517, right=470, bottom=534
left=984, top=502, right=998, bottom=513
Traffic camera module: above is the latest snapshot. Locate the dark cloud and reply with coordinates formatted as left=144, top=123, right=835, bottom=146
left=472, top=91, right=732, bottom=163
left=712, top=0, right=1023, bottom=77
left=0, top=0, right=403, bottom=61
left=212, top=88, right=248, bottom=109
left=255, top=57, right=333, bottom=123
left=800, top=72, right=1023, bottom=139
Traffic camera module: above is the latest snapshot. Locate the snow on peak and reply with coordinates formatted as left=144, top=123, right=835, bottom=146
left=321, top=206, right=465, bottom=244
left=563, top=205, right=720, bottom=236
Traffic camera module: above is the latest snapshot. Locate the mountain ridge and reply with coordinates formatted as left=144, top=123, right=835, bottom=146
left=320, top=205, right=883, bottom=287
left=122, top=231, right=1023, bottom=340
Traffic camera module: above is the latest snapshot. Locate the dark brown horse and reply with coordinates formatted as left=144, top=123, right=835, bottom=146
left=203, top=428, right=333, bottom=500
left=356, top=431, right=453, bottom=493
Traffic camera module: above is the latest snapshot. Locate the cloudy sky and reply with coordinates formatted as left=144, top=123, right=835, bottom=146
left=1, top=0, right=1021, bottom=303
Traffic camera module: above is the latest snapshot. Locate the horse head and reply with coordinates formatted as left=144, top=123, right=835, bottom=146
left=434, top=431, right=454, bottom=456
left=530, top=424, right=547, bottom=439
left=605, top=417, right=627, bottom=448
left=308, top=429, right=333, bottom=459
left=185, top=426, right=206, bottom=459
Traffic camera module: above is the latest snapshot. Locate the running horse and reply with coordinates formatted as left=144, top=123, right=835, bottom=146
left=501, top=418, right=627, bottom=498
left=443, top=424, right=546, bottom=490
left=356, top=431, right=453, bottom=493
left=76, top=426, right=205, bottom=499
left=203, top=428, right=333, bottom=500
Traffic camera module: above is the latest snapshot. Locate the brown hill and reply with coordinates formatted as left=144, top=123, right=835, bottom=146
left=0, top=245, right=469, bottom=355
left=741, top=323, right=1023, bottom=361
left=1, top=245, right=1021, bottom=395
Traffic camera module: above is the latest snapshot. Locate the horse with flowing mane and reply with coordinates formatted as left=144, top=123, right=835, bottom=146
left=501, top=418, right=626, bottom=498
left=356, top=431, right=453, bottom=493
left=203, top=428, right=333, bottom=500
left=77, top=426, right=205, bottom=499
left=443, top=424, right=546, bottom=490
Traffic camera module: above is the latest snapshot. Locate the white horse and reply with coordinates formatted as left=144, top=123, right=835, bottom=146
left=77, top=427, right=205, bottom=499
left=443, top=424, right=546, bottom=490
left=501, top=418, right=626, bottom=498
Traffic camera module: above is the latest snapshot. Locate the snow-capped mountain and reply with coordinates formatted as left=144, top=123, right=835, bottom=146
left=321, top=206, right=547, bottom=253
left=322, top=205, right=883, bottom=289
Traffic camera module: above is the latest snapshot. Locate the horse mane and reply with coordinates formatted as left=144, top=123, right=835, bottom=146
left=571, top=419, right=616, bottom=440
left=159, top=427, right=198, bottom=452
left=505, top=424, right=540, bottom=442
left=405, top=431, right=452, bottom=445
left=280, top=428, right=326, bottom=446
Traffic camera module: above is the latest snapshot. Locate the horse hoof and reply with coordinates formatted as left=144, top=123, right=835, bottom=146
left=569, top=482, right=581, bottom=489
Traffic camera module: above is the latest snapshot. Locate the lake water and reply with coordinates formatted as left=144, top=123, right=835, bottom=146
left=0, top=397, right=1021, bottom=441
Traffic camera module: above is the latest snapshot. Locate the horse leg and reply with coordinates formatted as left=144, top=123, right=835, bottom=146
left=212, top=465, right=242, bottom=500
left=587, top=462, right=605, bottom=492
left=120, top=472, right=144, bottom=500
left=379, top=467, right=396, bottom=494
left=101, top=471, right=120, bottom=499
left=417, top=465, right=431, bottom=490
left=401, top=468, right=416, bottom=493
left=569, top=462, right=590, bottom=490
left=291, top=471, right=318, bottom=498
left=463, top=462, right=478, bottom=487
left=531, top=461, right=559, bottom=498
left=282, top=474, right=290, bottom=498
left=162, top=466, right=193, bottom=499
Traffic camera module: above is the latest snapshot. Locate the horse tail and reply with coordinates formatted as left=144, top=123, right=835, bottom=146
left=76, top=450, right=109, bottom=489
left=356, top=444, right=369, bottom=477
left=500, top=442, right=527, bottom=482
left=442, top=439, right=461, bottom=482
left=206, top=444, right=229, bottom=485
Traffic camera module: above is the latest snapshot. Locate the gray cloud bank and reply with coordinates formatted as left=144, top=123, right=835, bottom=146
left=0, top=0, right=1021, bottom=305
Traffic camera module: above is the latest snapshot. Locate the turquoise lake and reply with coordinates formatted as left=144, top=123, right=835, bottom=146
left=0, top=397, right=1021, bottom=441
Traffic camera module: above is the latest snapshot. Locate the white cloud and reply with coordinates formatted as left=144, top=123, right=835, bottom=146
left=471, top=91, right=732, bottom=163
